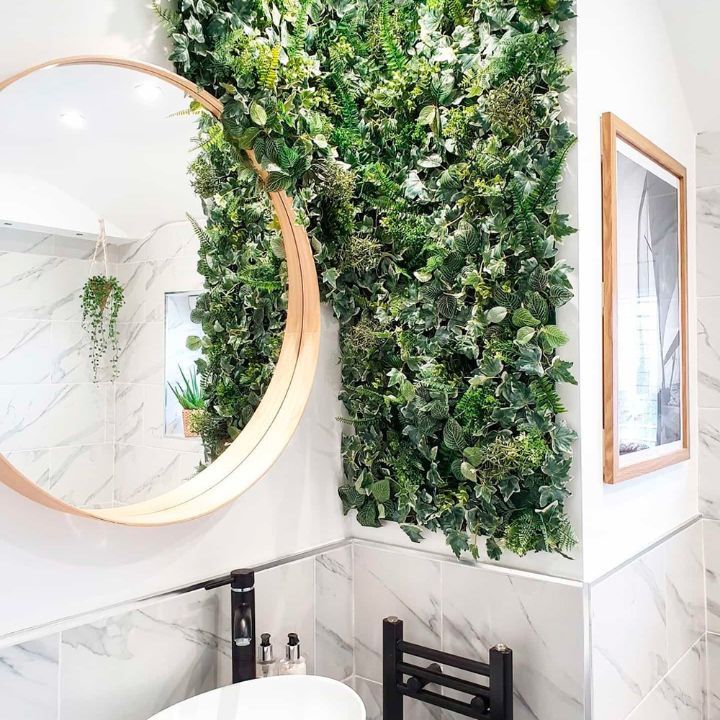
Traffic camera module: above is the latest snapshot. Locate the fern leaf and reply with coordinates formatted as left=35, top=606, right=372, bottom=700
left=527, top=137, right=576, bottom=213
left=379, top=0, right=406, bottom=72
left=186, top=213, right=211, bottom=246
left=152, top=1, right=181, bottom=33
left=257, top=44, right=280, bottom=90
left=289, top=0, right=313, bottom=59
left=530, top=377, right=566, bottom=414
left=446, top=0, right=467, bottom=26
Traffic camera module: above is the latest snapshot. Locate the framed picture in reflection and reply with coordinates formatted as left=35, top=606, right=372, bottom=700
left=601, top=113, right=689, bottom=484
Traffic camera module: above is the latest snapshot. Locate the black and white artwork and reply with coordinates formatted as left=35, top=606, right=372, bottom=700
left=615, top=139, right=683, bottom=465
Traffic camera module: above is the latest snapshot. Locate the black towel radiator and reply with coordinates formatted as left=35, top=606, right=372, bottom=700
left=382, top=616, right=513, bottom=720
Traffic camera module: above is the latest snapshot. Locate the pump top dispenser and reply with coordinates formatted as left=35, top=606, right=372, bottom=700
left=256, top=633, right=278, bottom=678
left=278, top=632, right=307, bottom=675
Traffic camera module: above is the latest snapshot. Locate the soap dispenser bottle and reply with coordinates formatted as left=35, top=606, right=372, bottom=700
left=256, top=633, right=279, bottom=678
left=279, top=633, right=307, bottom=675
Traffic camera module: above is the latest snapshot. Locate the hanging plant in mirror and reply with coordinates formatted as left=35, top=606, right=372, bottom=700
left=81, top=220, right=125, bottom=382
left=81, top=275, right=124, bottom=381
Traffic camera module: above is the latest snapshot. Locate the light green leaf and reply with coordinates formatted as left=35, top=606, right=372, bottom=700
left=418, top=105, right=437, bottom=125
left=512, top=308, right=540, bottom=328
left=186, top=335, right=202, bottom=351
left=370, top=478, right=391, bottom=504
left=516, top=327, right=535, bottom=345
left=249, top=102, right=267, bottom=126
left=460, top=461, right=477, bottom=481
left=463, top=446, right=484, bottom=466
left=486, top=306, right=507, bottom=323
left=541, top=325, right=569, bottom=348
left=237, top=127, right=261, bottom=149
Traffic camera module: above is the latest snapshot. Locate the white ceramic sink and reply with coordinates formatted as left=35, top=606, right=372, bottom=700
left=148, top=676, right=366, bottom=720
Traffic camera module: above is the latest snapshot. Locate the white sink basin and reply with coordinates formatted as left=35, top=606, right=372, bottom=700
left=148, top=676, right=366, bottom=720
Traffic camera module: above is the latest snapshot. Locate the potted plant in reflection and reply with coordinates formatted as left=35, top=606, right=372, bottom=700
left=81, top=275, right=124, bottom=382
left=169, top=365, right=205, bottom=438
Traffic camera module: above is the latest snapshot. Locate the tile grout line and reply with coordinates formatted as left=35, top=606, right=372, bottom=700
left=351, top=540, right=357, bottom=682
left=624, top=635, right=706, bottom=720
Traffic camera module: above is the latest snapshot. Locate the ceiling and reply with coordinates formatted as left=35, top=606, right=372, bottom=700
left=657, top=0, right=720, bottom=133
left=0, top=63, right=204, bottom=241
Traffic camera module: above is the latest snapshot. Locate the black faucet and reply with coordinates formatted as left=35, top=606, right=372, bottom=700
left=231, top=569, right=256, bottom=683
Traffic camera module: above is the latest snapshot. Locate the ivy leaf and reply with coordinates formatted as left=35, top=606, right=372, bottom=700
left=516, top=346, right=544, bottom=375
left=184, top=15, right=205, bottom=43
left=404, top=171, right=428, bottom=200
left=498, top=475, right=521, bottom=501
left=460, top=461, right=477, bottom=481
left=547, top=358, right=577, bottom=385
left=401, top=524, right=424, bottom=543
left=443, top=418, right=466, bottom=451
left=371, top=478, right=391, bottom=504
left=446, top=529, right=470, bottom=558
left=479, top=355, right=503, bottom=378
left=249, top=102, right=267, bottom=126
left=512, top=308, right=540, bottom=328
left=418, top=105, right=437, bottom=125
left=419, top=154, right=443, bottom=168
left=550, top=422, right=577, bottom=454
left=486, top=306, right=507, bottom=323
left=486, top=537, right=502, bottom=561
left=541, top=325, right=569, bottom=349
left=516, top=327, right=535, bottom=345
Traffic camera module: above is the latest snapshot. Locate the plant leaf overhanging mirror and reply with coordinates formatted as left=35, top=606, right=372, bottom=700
left=0, top=56, right=320, bottom=525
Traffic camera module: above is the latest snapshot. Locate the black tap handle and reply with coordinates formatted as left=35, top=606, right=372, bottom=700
left=231, top=569, right=256, bottom=682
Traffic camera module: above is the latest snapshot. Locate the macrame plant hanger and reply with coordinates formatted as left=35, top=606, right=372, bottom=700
left=89, top=218, right=109, bottom=279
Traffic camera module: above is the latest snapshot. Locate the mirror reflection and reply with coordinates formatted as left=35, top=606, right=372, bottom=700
left=0, top=64, right=215, bottom=508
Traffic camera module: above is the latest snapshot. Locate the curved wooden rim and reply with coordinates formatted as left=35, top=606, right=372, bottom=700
left=0, top=57, right=321, bottom=525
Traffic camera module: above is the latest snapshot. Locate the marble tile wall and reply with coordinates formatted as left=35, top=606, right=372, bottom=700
left=0, top=228, right=117, bottom=509
left=0, top=544, right=354, bottom=720
left=0, top=223, right=205, bottom=509
left=698, top=131, right=720, bottom=720
left=704, top=518, right=720, bottom=719
left=589, top=520, right=706, bottom=720
left=111, top=221, right=205, bottom=505
left=351, top=542, right=586, bottom=720
left=3, top=533, right=708, bottom=720
left=698, top=132, right=720, bottom=519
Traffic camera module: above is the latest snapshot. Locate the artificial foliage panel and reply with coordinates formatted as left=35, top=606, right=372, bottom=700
left=160, top=0, right=577, bottom=560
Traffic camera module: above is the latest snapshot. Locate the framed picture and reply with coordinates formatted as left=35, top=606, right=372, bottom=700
left=601, top=112, right=689, bottom=484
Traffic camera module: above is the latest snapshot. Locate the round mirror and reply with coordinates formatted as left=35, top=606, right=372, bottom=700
left=0, top=58, right=320, bottom=525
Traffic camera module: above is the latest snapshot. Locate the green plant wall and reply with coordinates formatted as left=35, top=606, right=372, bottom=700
left=160, top=0, right=577, bottom=561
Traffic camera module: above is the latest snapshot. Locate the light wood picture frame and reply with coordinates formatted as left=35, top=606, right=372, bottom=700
left=0, top=57, right=321, bottom=524
left=601, top=112, right=689, bottom=484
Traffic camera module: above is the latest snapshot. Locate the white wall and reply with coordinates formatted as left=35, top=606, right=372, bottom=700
left=576, top=0, right=698, bottom=581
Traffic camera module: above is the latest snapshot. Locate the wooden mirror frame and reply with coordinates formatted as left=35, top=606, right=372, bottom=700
left=0, top=56, right=321, bottom=524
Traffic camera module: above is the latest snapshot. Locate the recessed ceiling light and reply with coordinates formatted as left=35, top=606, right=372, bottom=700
left=59, top=111, right=86, bottom=129
left=134, top=82, right=162, bottom=103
